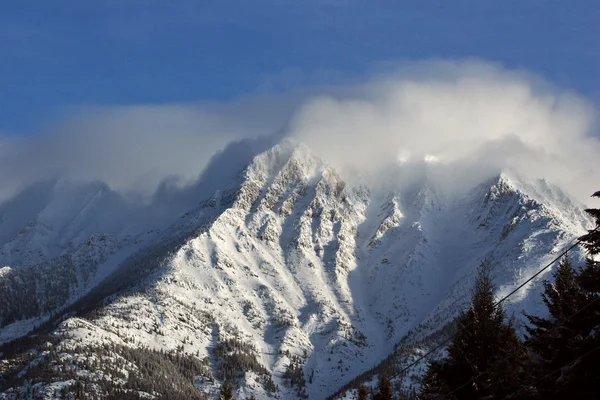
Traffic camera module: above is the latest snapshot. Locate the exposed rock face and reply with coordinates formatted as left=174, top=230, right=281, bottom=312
left=0, top=141, right=591, bottom=399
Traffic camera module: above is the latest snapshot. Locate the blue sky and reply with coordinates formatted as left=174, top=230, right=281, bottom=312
left=1, top=0, right=598, bottom=133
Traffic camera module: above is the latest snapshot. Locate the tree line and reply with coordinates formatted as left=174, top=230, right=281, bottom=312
left=350, top=190, right=600, bottom=400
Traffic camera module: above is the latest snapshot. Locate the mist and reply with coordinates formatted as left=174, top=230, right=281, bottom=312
left=0, top=94, right=303, bottom=201
left=1, top=60, right=598, bottom=205
left=289, top=60, right=599, bottom=203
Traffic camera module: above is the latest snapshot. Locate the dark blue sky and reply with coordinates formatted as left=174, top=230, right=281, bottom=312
left=1, top=0, right=598, bottom=133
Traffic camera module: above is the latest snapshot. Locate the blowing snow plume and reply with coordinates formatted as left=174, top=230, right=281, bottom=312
left=0, top=95, right=301, bottom=201
left=289, top=60, right=599, bottom=204
left=0, top=60, right=598, bottom=204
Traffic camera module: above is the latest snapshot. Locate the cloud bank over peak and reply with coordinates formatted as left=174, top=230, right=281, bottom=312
left=0, top=60, right=598, bottom=205
left=289, top=60, right=599, bottom=203
left=0, top=95, right=301, bottom=200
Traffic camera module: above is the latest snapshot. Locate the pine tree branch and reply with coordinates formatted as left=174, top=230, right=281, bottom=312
left=435, top=296, right=600, bottom=400
left=499, top=343, right=600, bottom=400
left=390, top=229, right=597, bottom=382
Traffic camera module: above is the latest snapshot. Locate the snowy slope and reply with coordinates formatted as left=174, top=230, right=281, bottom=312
left=0, top=139, right=592, bottom=399
left=0, top=178, right=169, bottom=343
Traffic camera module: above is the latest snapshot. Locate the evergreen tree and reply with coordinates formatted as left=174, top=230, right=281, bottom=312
left=356, top=383, right=368, bottom=400
left=523, top=256, right=587, bottom=398
left=522, top=190, right=600, bottom=399
left=579, top=190, right=600, bottom=291
left=374, top=373, right=394, bottom=400
left=419, top=263, right=527, bottom=400
left=219, top=384, right=235, bottom=400
left=572, top=191, right=600, bottom=397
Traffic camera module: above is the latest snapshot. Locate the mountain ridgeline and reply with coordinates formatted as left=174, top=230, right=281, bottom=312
left=0, top=139, right=594, bottom=399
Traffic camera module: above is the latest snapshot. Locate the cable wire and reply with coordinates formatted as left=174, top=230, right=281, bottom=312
left=436, top=295, right=600, bottom=400
left=499, top=343, right=600, bottom=400
left=390, top=227, right=598, bottom=381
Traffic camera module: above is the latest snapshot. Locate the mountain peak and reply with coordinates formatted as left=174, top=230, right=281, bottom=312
left=0, top=139, right=593, bottom=399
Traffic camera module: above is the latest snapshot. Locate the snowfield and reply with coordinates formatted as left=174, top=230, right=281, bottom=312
left=0, top=139, right=592, bottom=399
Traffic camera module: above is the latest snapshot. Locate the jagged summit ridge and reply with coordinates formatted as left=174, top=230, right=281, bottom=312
left=0, top=140, right=592, bottom=399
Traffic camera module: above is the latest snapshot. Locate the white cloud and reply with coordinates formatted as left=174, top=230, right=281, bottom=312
left=0, top=95, right=301, bottom=200
left=0, top=60, right=598, bottom=205
left=289, top=60, right=599, bottom=203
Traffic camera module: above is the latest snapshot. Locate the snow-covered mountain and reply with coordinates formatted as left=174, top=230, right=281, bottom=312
left=0, top=139, right=592, bottom=399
